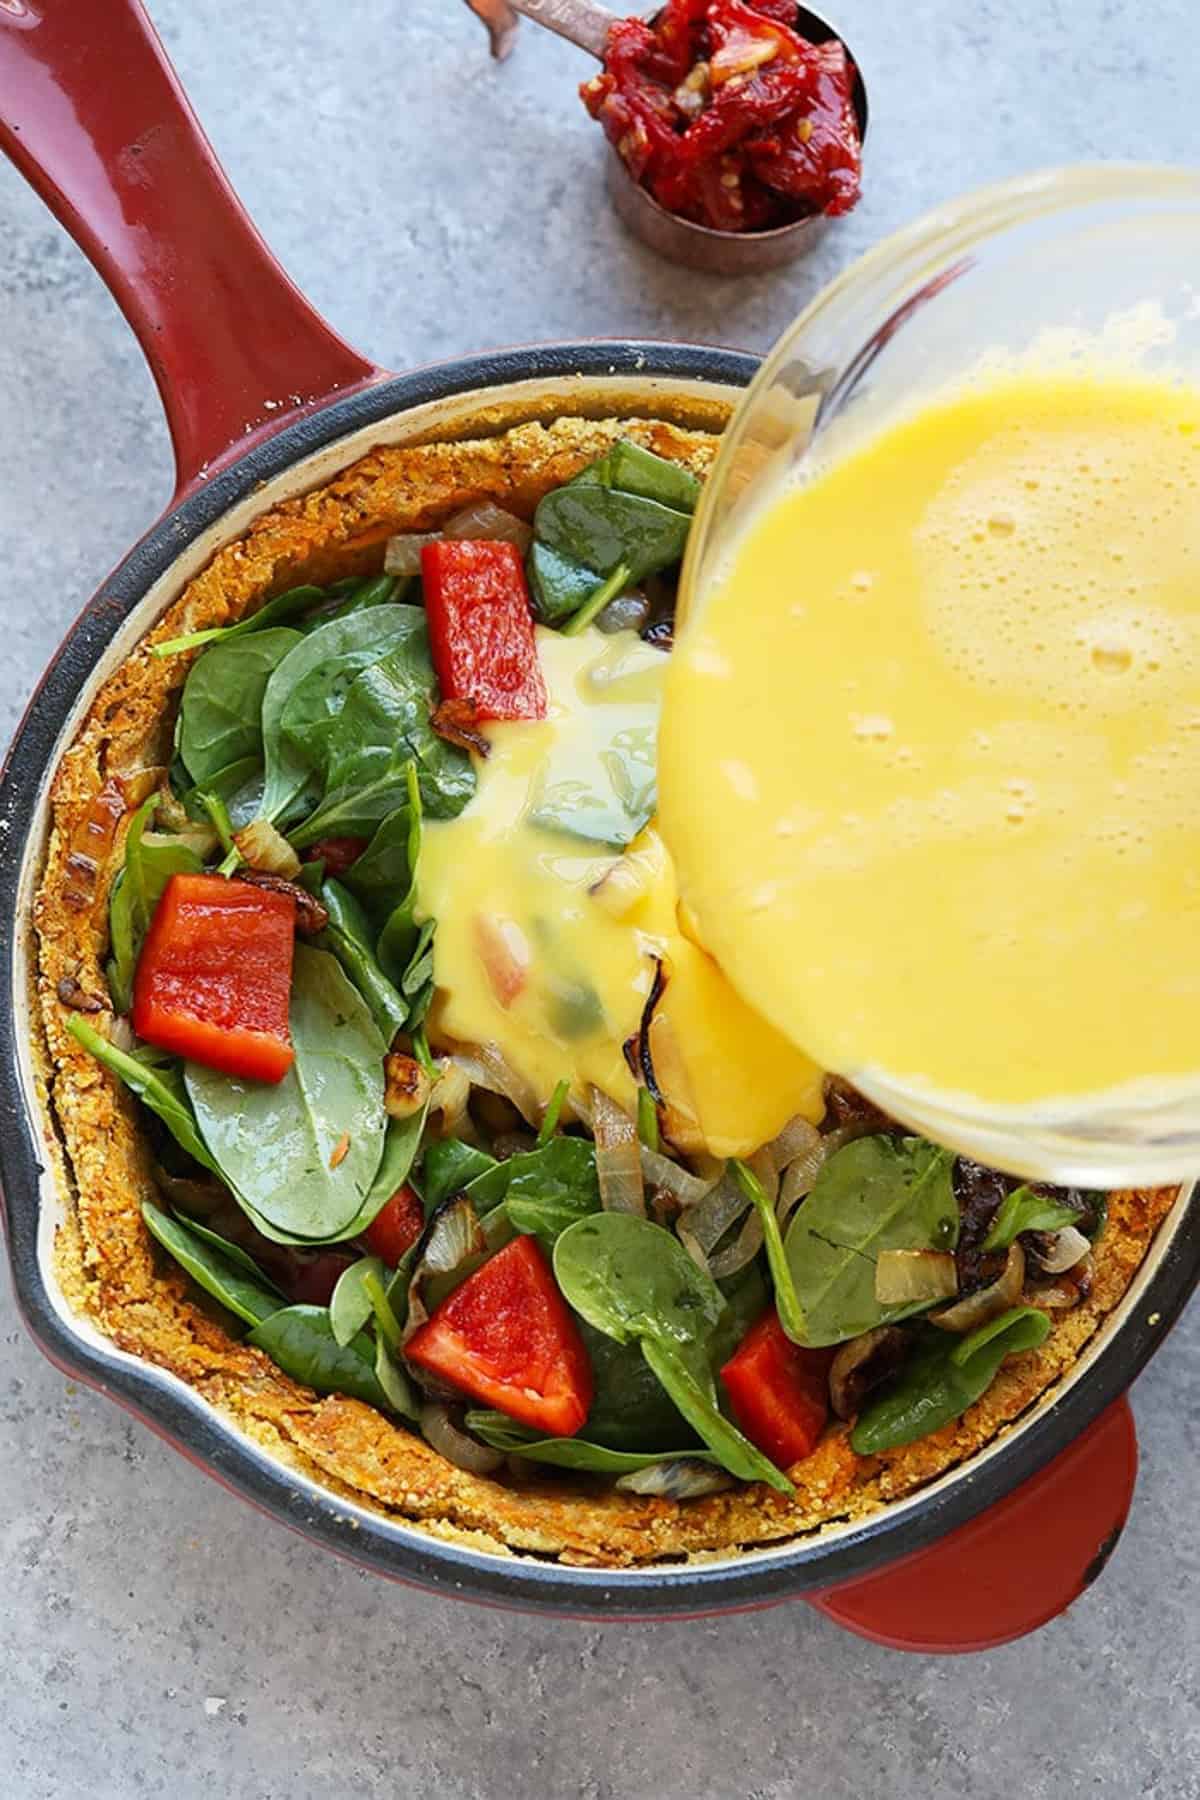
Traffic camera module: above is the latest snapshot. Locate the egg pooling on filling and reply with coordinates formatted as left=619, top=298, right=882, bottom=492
left=415, top=627, right=824, bottom=1157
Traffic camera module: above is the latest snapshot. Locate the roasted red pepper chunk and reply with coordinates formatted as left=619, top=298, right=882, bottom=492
left=132, top=872, right=296, bottom=1084
left=405, top=1235, right=593, bottom=1435
left=363, top=1183, right=425, bottom=1266
left=581, top=0, right=861, bottom=234
left=720, top=1310, right=832, bottom=1467
left=422, top=539, right=547, bottom=723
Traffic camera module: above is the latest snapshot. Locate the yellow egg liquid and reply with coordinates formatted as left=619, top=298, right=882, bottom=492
left=417, top=628, right=823, bottom=1157
left=659, top=370, right=1200, bottom=1112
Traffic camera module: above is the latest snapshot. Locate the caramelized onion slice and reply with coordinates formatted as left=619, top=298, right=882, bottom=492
left=874, top=1249, right=958, bottom=1306
left=930, top=1243, right=1025, bottom=1333
left=591, top=1086, right=645, bottom=1216
left=444, top=501, right=533, bottom=553
left=420, top=1402, right=505, bottom=1475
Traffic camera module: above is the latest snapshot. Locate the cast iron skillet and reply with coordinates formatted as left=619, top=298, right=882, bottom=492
left=0, top=0, right=1196, bottom=1646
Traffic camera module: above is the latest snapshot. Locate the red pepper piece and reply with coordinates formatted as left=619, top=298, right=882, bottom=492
left=132, top=872, right=296, bottom=1083
left=421, top=540, right=547, bottom=722
left=363, top=1183, right=425, bottom=1266
left=300, top=836, right=368, bottom=877
left=720, top=1310, right=832, bottom=1467
left=406, top=1236, right=593, bottom=1435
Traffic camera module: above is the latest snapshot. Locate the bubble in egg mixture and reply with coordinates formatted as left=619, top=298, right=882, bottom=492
left=918, top=410, right=1200, bottom=715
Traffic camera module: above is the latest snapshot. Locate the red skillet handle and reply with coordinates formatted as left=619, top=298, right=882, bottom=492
left=0, top=0, right=382, bottom=500
left=809, top=1399, right=1137, bottom=1652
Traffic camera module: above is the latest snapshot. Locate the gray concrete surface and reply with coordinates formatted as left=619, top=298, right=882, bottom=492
left=1, top=2, right=1198, bottom=1795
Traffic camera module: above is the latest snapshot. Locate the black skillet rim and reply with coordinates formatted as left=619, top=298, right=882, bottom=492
left=0, top=340, right=1196, bottom=1619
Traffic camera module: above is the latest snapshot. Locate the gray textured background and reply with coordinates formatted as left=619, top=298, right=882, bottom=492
left=2, top=2, right=1199, bottom=1796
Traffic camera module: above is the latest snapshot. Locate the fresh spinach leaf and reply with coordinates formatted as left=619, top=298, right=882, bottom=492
left=259, top=609, right=416, bottom=825
left=534, top=485, right=691, bottom=587
left=343, top=802, right=417, bottom=917
left=527, top=541, right=602, bottom=625
left=731, top=1160, right=805, bottom=1343
left=603, top=439, right=702, bottom=512
left=320, top=878, right=409, bottom=1045
left=375, top=1334, right=419, bottom=1417
left=182, top=755, right=265, bottom=833
left=280, top=604, right=425, bottom=786
left=464, top=1136, right=598, bottom=1235
left=330, top=1254, right=388, bottom=1347
left=247, top=1305, right=392, bottom=1409
left=463, top=1411, right=715, bottom=1474
left=982, top=1186, right=1083, bottom=1252
left=67, top=1016, right=218, bottom=1174
left=142, top=1201, right=280, bottom=1327
left=642, top=1336, right=791, bottom=1491
left=851, top=1307, right=1052, bottom=1455
left=783, top=1135, right=959, bottom=1348
left=422, top=1137, right=498, bottom=1213
left=107, top=797, right=204, bottom=1013
left=154, top=586, right=325, bottom=658
left=528, top=724, right=657, bottom=849
left=178, top=627, right=302, bottom=787
left=173, top=1214, right=285, bottom=1286
left=321, top=574, right=401, bottom=621
left=185, top=945, right=387, bottom=1243
left=578, top=1321, right=696, bottom=1452
left=553, top=1214, right=790, bottom=1489
left=709, top=1262, right=769, bottom=1370
left=395, top=915, right=436, bottom=999
left=553, top=1212, right=726, bottom=1348
left=354, top=1104, right=430, bottom=1231
left=291, top=630, right=474, bottom=847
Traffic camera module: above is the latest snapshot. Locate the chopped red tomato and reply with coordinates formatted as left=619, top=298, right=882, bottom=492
left=405, top=1236, right=593, bottom=1435
left=581, top=0, right=861, bottom=234
left=132, top=873, right=295, bottom=1083
left=363, top=1184, right=424, bottom=1266
left=720, top=1310, right=832, bottom=1467
left=422, top=540, right=547, bottom=722
left=300, top=836, right=368, bottom=877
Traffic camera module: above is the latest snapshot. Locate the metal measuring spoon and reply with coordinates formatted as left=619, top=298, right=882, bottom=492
left=463, top=0, right=868, bottom=273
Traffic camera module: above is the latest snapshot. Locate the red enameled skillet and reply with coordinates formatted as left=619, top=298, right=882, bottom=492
left=0, top=0, right=1196, bottom=1649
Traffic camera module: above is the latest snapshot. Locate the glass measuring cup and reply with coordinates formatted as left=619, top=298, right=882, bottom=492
left=675, top=164, right=1200, bottom=1186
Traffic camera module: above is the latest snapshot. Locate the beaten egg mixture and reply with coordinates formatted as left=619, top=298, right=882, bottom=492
left=416, top=628, right=823, bottom=1157
left=660, top=368, right=1200, bottom=1113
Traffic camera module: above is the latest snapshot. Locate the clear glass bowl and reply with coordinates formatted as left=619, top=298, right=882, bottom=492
left=678, top=164, right=1200, bottom=1186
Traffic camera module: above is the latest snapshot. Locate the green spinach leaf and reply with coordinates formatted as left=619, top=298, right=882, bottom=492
left=527, top=541, right=601, bottom=625
left=141, top=1201, right=281, bottom=1327
left=247, top=1305, right=392, bottom=1409
left=422, top=1137, right=498, bottom=1213
left=259, top=609, right=416, bottom=825
left=343, top=802, right=417, bottom=918
left=534, top=485, right=691, bottom=587
left=464, top=1136, right=598, bottom=1234
left=172, top=1214, right=283, bottom=1285
left=67, top=1016, right=218, bottom=1173
left=182, top=755, right=265, bottom=833
left=107, top=797, right=204, bottom=1013
left=784, top=1135, right=959, bottom=1347
left=185, top=945, right=387, bottom=1243
left=553, top=1213, right=726, bottom=1348
left=178, top=627, right=302, bottom=787
left=291, top=630, right=474, bottom=847
left=602, top=439, right=702, bottom=513
left=463, top=1411, right=715, bottom=1474
left=553, top=1213, right=790, bottom=1491
left=851, top=1307, right=1052, bottom=1455
left=578, top=1322, right=696, bottom=1452
left=330, top=1254, right=388, bottom=1347
left=982, top=1186, right=1083, bottom=1252
left=320, top=878, right=409, bottom=1045
left=154, top=586, right=325, bottom=658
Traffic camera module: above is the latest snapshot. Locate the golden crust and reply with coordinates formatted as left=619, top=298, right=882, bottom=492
left=33, top=412, right=1178, bottom=1566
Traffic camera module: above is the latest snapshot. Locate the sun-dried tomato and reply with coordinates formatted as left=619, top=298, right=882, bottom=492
left=581, top=1, right=861, bottom=233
